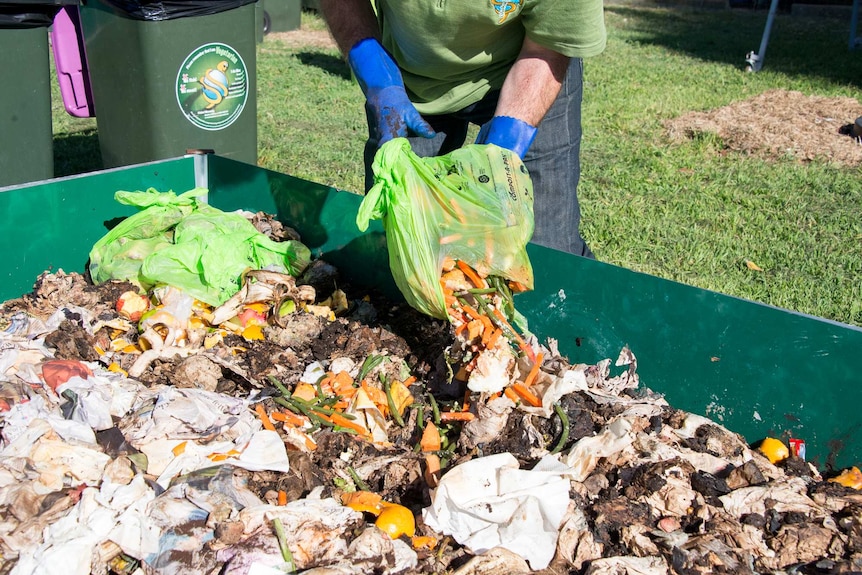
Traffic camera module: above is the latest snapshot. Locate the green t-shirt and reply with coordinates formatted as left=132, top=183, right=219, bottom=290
left=376, top=0, right=606, bottom=115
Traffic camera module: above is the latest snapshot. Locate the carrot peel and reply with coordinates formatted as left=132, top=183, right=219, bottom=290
left=325, top=411, right=370, bottom=437
left=420, top=422, right=442, bottom=452
left=456, top=260, right=486, bottom=289
left=439, top=411, right=475, bottom=422
left=255, top=403, right=276, bottom=431
left=510, top=383, right=542, bottom=407
left=523, top=352, right=544, bottom=388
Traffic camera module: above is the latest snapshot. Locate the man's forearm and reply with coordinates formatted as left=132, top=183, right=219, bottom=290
left=319, top=0, right=380, bottom=56
left=495, top=37, right=570, bottom=127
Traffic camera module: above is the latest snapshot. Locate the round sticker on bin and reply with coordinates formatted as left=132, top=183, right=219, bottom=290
left=176, top=42, right=248, bottom=131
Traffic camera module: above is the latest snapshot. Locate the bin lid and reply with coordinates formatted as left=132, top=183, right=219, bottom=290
left=0, top=1, right=78, bottom=28
left=0, top=1, right=78, bottom=4
left=95, top=0, right=256, bottom=22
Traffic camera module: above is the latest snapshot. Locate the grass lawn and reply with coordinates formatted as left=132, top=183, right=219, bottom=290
left=50, top=4, right=862, bottom=327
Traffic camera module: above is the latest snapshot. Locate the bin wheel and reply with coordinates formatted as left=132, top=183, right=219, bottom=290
left=263, top=11, right=271, bottom=34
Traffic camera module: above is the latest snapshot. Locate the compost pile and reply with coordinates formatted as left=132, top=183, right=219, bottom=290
left=665, top=89, right=862, bottom=167
left=3, top=214, right=862, bottom=575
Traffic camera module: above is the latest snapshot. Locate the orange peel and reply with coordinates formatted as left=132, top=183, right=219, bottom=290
left=411, top=535, right=437, bottom=550
left=375, top=502, right=416, bottom=539
left=830, top=466, right=862, bottom=490
left=758, top=437, right=790, bottom=464
left=342, top=491, right=383, bottom=516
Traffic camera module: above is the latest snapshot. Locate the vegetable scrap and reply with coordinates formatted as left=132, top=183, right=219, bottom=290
left=2, top=209, right=862, bottom=575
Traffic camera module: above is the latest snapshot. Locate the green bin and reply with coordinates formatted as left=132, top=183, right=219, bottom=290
left=3, top=154, right=862, bottom=470
left=78, top=0, right=258, bottom=168
left=0, top=1, right=75, bottom=187
left=262, top=0, right=299, bottom=34
left=254, top=0, right=263, bottom=43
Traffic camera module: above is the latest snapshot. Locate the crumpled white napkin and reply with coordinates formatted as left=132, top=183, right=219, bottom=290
left=422, top=452, right=572, bottom=570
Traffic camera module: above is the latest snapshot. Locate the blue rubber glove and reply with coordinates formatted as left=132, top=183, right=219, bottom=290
left=475, top=116, right=538, bottom=159
left=348, top=38, right=435, bottom=145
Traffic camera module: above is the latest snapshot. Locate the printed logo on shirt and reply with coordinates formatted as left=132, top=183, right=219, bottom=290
left=491, top=0, right=522, bottom=24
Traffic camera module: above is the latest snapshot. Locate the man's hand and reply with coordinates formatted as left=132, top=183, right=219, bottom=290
left=476, top=116, right=537, bottom=159
left=349, top=38, right=436, bottom=145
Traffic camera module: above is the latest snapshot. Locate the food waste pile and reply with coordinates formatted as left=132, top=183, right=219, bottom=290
left=2, top=210, right=862, bottom=575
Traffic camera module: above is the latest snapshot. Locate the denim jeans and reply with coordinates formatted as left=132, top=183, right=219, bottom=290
left=363, top=58, right=592, bottom=258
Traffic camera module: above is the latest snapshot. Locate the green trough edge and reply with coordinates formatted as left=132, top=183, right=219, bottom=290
left=2, top=154, right=860, bottom=470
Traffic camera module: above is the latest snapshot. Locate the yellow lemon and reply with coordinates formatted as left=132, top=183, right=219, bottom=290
left=758, top=437, right=790, bottom=464
left=375, top=503, right=416, bottom=539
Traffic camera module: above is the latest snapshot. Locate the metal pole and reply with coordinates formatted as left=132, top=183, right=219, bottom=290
left=850, top=0, right=860, bottom=50
left=745, top=0, right=781, bottom=72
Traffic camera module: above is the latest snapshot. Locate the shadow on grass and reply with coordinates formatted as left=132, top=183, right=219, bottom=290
left=606, top=4, right=862, bottom=88
left=295, top=51, right=352, bottom=80
left=53, top=130, right=103, bottom=178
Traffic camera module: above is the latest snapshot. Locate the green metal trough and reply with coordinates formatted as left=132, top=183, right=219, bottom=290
left=2, top=155, right=861, bottom=470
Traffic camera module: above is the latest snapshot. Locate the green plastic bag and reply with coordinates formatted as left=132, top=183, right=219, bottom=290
left=356, top=138, right=534, bottom=319
left=89, top=187, right=311, bottom=306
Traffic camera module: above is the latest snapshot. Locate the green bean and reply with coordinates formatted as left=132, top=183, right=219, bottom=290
left=287, top=399, right=329, bottom=426
left=415, top=405, right=425, bottom=430
left=273, top=396, right=299, bottom=412
left=358, top=354, right=386, bottom=381
left=465, top=288, right=498, bottom=295
left=427, top=392, right=441, bottom=425
left=487, top=276, right=515, bottom=318
left=436, top=536, right=450, bottom=560
left=314, top=380, right=326, bottom=401
left=267, top=375, right=293, bottom=398
left=551, top=402, right=570, bottom=454
left=316, top=396, right=339, bottom=408
left=347, top=465, right=370, bottom=491
left=275, top=393, right=359, bottom=436
left=291, top=396, right=340, bottom=417
left=272, top=518, right=296, bottom=571
left=382, top=375, right=404, bottom=427
left=467, top=293, right=493, bottom=315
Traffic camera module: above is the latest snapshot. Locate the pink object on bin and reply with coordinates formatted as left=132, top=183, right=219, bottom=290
left=51, top=6, right=95, bottom=118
